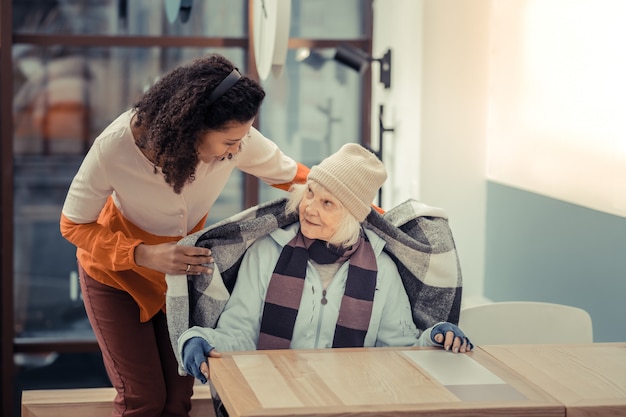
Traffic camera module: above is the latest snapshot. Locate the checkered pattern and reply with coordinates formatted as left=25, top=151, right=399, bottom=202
left=166, top=198, right=463, bottom=375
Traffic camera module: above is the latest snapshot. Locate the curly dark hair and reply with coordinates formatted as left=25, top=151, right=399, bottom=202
left=133, top=54, right=266, bottom=193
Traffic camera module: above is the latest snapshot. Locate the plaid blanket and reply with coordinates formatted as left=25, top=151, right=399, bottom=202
left=166, top=198, right=462, bottom=374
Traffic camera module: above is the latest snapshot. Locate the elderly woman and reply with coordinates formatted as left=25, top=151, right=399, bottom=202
left=179, top=143, right=472, bottom=385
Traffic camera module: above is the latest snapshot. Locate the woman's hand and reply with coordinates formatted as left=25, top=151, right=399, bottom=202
left=134, top=242, right=213, bottom=275
left=431, top=322, right=473, bottom=353
left=181, top=337, right=222, bottom=383
left=199, top=349, right=222, bottom=381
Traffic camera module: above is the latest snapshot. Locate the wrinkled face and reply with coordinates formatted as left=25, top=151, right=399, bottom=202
left=196, top=119, right=254, bottom=163
left=298, top=183, right=345, bottom=241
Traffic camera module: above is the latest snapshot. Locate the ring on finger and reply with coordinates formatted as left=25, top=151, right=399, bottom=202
left=185, top=264, right=191, bottom=272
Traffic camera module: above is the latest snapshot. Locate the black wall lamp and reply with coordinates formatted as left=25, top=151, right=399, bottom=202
left=334, top=44, right=392, bottom=89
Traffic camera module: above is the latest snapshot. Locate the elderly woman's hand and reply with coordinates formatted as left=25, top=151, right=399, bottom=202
left=181, top=337, right=222, bottom=383
left=431, top=322, right=473, bottom=353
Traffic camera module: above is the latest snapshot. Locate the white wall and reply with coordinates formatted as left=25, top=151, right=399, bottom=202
left=373, top=0, right=491, bottom=306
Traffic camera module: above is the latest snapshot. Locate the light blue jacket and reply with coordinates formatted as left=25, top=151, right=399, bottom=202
left=178, top=223, right=437, bottom=354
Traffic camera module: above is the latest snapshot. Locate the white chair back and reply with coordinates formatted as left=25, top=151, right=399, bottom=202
left=458, top=301, right=593, bottom=345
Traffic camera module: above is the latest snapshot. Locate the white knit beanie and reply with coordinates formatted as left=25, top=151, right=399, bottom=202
left=308, top=143, right=387, bottom=222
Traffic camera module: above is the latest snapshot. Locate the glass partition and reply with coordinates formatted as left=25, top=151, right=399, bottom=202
left=12, top=46, right=246, bottom=342
left=13, top=0, right=247, bottom=37
left=8, top=0, right=372, bottom=408
left=259, top=48, right=364, bottom=202
left=291, top=0, right=367, bottom=39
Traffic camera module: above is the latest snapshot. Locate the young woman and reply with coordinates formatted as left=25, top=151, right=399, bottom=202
left=60, top=54, right=308, bottom=417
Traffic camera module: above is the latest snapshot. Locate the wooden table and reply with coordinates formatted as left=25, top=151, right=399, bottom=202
left=478, top=343, right=626, bottom=417
left=209, top=346, right=563, bottom=417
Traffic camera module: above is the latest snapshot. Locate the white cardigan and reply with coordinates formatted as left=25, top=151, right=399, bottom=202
left=62, top=109, right=299, bottom=237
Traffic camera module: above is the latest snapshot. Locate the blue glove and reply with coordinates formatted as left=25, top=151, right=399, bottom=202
left=182, top=337, right=214, bottom=384
left=431, top=322, right=473, bottom=351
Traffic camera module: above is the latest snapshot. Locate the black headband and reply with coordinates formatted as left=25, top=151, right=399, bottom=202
left=207, top=69, right=242, bottom=105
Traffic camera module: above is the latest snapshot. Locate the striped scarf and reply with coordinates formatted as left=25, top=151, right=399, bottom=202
left=257, top=229, right=377, bottom=350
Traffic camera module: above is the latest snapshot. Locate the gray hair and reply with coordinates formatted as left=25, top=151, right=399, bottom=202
left=287, top=182, right=362, bottom=248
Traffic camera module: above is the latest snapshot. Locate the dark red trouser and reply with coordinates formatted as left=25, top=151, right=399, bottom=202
left=79, top=264, right=195, bottom=417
